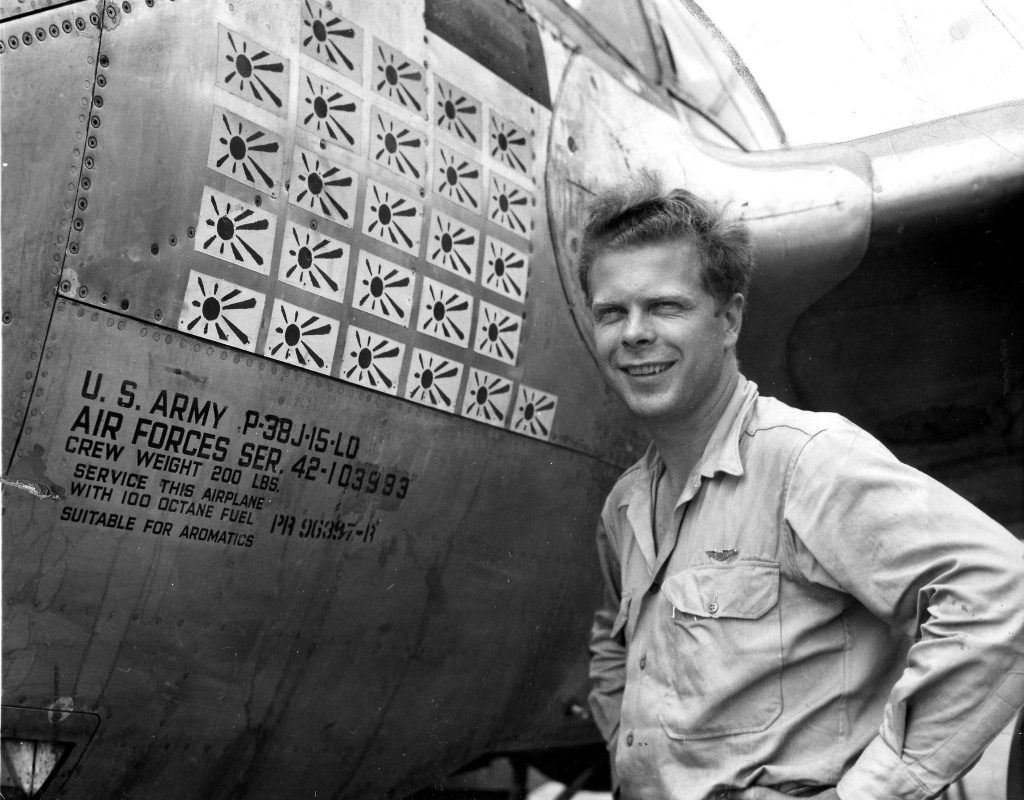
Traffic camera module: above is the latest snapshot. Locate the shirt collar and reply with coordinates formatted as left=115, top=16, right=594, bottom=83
left=620, top=376, right=758, bottom=510
left=696, top=374, right=757, bottom=480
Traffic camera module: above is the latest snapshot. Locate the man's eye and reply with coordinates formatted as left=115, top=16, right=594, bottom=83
left=652, top=302, right=680, bottom=313
left=593, top=308, right=623, bottom=323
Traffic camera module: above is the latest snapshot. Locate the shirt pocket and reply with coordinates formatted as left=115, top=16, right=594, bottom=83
left=657, top=561, right=783, bottom=739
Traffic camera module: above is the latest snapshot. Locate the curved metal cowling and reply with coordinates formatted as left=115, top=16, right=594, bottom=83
left=545, top=35, right=1023, bottom=529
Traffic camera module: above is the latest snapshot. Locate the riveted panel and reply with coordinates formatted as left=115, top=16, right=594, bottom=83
left=3, top=285, right=620, bottom=797
left=0, top=5, right=101, bottom=467
left=36, top=0, right=567, bottom=457
left=1, top=2, right=665, bottom=798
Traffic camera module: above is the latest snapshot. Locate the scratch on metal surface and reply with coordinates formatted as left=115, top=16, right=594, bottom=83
left=741, top=200, right=845, bottom=221
left=980, top=0, right=1024, bottom=51
left=1, top=475, right=65, bottom=501
left=955, top=115, right=1024, bottom=165
left=165, top=366, right=209, bottom=385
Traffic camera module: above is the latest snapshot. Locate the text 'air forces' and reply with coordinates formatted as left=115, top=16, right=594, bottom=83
left=60, top=369, right=414, bottom=548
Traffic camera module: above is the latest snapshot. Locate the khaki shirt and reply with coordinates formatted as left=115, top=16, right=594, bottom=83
left=588, top=377, right=1024, bottom=799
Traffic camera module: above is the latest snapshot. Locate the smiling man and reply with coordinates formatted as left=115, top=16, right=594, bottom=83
left=580, top=176, right=1024, bottom=800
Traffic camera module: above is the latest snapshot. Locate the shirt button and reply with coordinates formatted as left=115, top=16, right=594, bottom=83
left=639, top=655, right=647, bottom=670
left=707, top=602, right=719, bottom=614
left=626, top=732, right=634, bottom=746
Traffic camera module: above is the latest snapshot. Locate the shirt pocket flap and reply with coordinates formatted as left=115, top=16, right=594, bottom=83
left=662, top=563, right=779, bottom=620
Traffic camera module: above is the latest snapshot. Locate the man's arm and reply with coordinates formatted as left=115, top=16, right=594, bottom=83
left=588, top=514, right=626, bottom=778
left=785, top=425, right=1024, bottom=800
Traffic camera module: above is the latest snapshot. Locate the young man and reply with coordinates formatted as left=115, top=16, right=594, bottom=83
left=581, top=176, right=1024, bottom=799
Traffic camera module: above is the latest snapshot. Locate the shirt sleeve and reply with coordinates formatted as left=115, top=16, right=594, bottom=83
left=588, top=511, right=626, bottom=776
left=784, top=424, right=1024, bottom=800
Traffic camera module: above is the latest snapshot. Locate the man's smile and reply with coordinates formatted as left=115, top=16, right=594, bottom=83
left=621, top=361, right=674, bottom=377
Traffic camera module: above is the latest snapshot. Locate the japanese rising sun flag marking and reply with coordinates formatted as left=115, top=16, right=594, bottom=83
left=488, top=174, right=531, bottom=238
left=426, top=211, right=480, bottom=280
left=298, top=70, right=361, bottom=153
left=370, top=107, right=426, bottom=183
left=353, top=251, right=415, bottom=327
left=511, top=385, right=558, bottom=441
left=278, top=221, right=349, bottom=303
left=178, top=270, right=265, bottom=351
left=434, top=76, right=481, bottom=144
left=362, top=180, right=423, bottom=255
left=473, top=300, right=522, bottom=366
left=195, top=186, right=277, bottom=275
left=416, top=277, right=474, bottom=347
left=434, top=143, right=482, bottom=212
left=288, top=146, right=358, bottom=226
left=488, top=110, right=533, bottom=178
left=339, top=325, right=405, bottom=395
left=263, top=299, right=339, bottom=374
left=482, top=236, right=528, bottom=302
left=461, top=368, right=513, bottom=428
left=371, top=39, right=425, bottom=114
left=216, top=26, right=289, bottom=115
left=404, top=348, right=464, bottom=412
left=301, top=0, right=362, bottom=84
left=207, top=107, right=282, bottom=192
left=403, top=348, right=464, bottom=411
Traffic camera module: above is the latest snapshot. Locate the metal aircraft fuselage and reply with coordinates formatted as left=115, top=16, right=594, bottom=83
left=2, top=0, right=1021, bottom=797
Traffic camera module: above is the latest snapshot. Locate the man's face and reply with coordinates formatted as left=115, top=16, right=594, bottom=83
left=589, top=239, right=741, bottom=427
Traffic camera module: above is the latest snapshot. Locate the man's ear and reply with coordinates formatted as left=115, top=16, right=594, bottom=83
left=722, top=293, right=744, bottom=349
